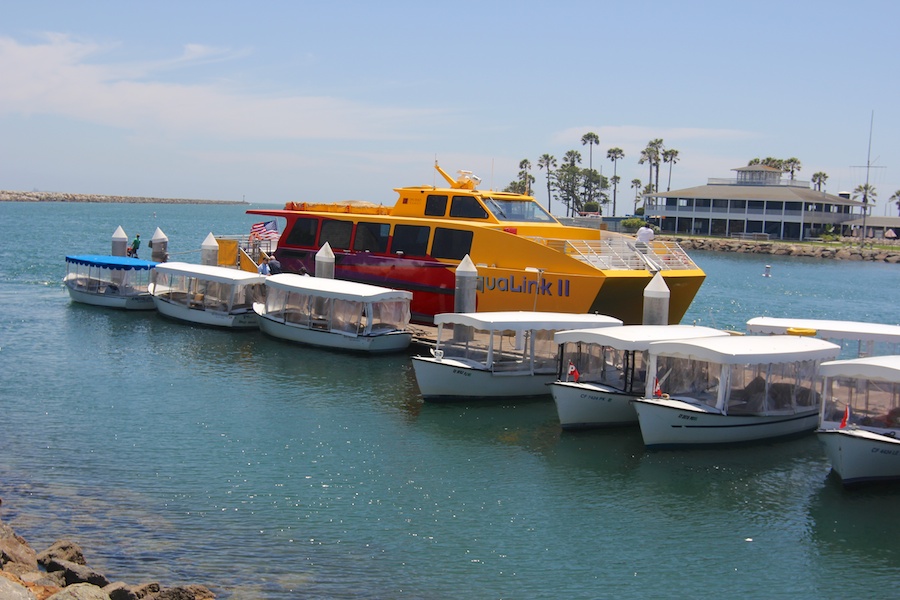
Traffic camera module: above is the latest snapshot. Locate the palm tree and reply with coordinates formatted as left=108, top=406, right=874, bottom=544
left=518, top=159, right=533, bottom=196
left=891, top=189, right=900, bottom=216
left=581, top=132, right=600, bottom=207
left=631, top=178, right=642, bottom=214
left=783, top=157, right=802, bottom=180
left=607, top=147, right=624, bottom=217
left=638, top=148, right=654, bottom=193
left=537, top=154, right=557, bottom=213
left=662, top=148, right=679, bottom=191
left=853, top=183, right=877, bottom=212
left=811, top=172, right=828, bottom=192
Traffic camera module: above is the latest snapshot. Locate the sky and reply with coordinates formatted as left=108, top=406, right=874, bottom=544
left=2, top=0, right=899, bottom=216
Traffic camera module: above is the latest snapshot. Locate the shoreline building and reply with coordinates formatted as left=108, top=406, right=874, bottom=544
left=643, top=165, right=863, bottom=240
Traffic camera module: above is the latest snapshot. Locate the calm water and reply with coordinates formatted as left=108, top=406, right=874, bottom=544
left=1, top=202, right=899, bottom=599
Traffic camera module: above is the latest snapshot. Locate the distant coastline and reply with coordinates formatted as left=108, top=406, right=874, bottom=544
left=0, top=190, right=248, bottom=205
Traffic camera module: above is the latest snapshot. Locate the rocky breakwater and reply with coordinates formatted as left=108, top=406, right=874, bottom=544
left=671, top=237, right=900, bottom=263
left=1, top=190, right=246, bottom=205
left=0, top=506, right=215, bottom=600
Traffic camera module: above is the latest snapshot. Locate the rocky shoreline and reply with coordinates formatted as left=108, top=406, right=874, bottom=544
left=0, top=190, right=246, bottom=205
left=0, top=503, right=215, bottom=600
left=667, top=236, right=900, bottom=263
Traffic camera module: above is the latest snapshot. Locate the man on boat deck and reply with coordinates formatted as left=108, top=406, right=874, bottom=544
left=258, top=256, right=270, bottom=276
left=128, top=233, right=141, bottom=258
left=268, top=255, right=282, bottom=275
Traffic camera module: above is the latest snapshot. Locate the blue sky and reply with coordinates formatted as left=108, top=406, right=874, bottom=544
left=2, top=0, right=898, bottom=215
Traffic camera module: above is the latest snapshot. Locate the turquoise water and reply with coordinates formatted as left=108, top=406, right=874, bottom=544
left=1, top=202, right=899, bottom=599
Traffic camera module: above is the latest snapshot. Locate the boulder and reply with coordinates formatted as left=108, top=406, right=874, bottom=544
left=43, top=559, right=109, bottom=588
left=152, top=585, right=216, bottom=599
left=0, top=522, right=39, bottom=571
left=38, top=541, right=86, bottom=568
left=45, top=582, right=110, bottom=600
left=0, top=574, right=36, bottom=600
left=103, top=581, right=160, bottom=600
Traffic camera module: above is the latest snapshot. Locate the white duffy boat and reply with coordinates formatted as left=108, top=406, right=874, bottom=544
left=411, top=311, right=622, bottom=401
left=746, top=317, right=900, bottom=357
left=64, top=254, right=157, bottom=310
left=551, top=325, right=729, bottom=430
left=255, top=274, right=413, bottom=353
left=149, top=262, right=266, bottom=329
left=633, top=335, right=840, bottom=448
left=816, top=355, right=900, bottom=486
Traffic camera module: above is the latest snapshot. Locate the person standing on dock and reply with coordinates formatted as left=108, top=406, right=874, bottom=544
left=127, top=233, right=141, bottom=258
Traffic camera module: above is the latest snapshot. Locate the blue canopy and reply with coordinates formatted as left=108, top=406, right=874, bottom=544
left=65, top=254, right=158, bottom=271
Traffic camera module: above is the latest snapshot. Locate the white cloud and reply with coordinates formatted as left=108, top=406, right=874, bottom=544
left=0, top=33, right=443, bottom=141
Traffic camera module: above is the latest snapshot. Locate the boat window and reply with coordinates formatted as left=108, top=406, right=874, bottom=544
left=370, top=300, right=411, bottom=333
left=425, top=195, right=448, bottom=216
left=449, top=196, right=489, bottom=219
left=283, top=217, right=319, bottom=247
left=353, top=222, right=391, bottom=253
left=431, top=227, right=473, bottom=260
left=391, top=225, right=430, bottom=256
left=332, top=299, right=363, bottom=335
left=320, top=219, right=353, bottom=250
left=482, top=197, right=557, bottom=222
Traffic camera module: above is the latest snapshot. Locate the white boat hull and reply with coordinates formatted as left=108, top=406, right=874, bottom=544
left=411, top=356, right=555, bottom=401
left=258, top=314, right=411, bottom=353
left=66, top=285, right=156, bottom=310
left=817, top=428, right=900, bottom=486
left=633, top=396, right=819, bottom=448
left=153, top=297, right=259, bottom=329
left=550, top=381, right=638, bottom=429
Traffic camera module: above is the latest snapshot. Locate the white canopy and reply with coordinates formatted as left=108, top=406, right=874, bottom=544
left=818, top=355, right=900, bottom=382
left=153, top=262, right=267, bottom=285
left=648, top=334, right=841, bottom=364
left=434, top=311, right=623, bottom=331
left=746, top=317, right=900, bottom=343
left=265, top=273, right=413, bottom=303
left=555, top=324, right=729, bottom=350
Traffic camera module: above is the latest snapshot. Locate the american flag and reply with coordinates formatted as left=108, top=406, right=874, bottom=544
left=250, top=220, right=280, bottom=240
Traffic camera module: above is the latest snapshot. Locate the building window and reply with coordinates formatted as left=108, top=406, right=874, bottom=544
left=730, top=200, right=746, bottom=211
left=766, top=201, right=784, bottom=214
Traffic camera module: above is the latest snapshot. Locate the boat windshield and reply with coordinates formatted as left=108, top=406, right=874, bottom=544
left=483, top=197, right=557, bottom=223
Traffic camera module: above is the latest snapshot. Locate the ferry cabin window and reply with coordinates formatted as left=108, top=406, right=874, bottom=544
left=284, top=217, right=319, bottom=247
left=449, top=196, right=489, bottom=219
left=391, top=225, right=430, bottom=256
left=320, top=220, right=353, bottom=250
left=432, top=228, right=473, bottom=260
left=425, top=195, right=448, bottom=216
left=353, top=222, right=390, bottom=253
left=483, top=197, right=556, bottom=222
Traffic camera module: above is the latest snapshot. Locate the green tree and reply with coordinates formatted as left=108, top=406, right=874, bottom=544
left=631, top=178, right=642, bottom=214
left=639, top=139, right=664, bottom=192
left=581, top=132, right=600, bottom=206
left=783, top=157, right=802, bottom=180
left=662, top=148, right=679, bottom=191
left=812, top=171, right=828, bottom=192
left=607, top=147, right=624, bottom=216
left=537, top=154, right=557, bottom=213
left=853, top=183, right=877, bottom=212
left=891, top=189, right=900, bottom=216
left=518, top=158, right=534, bottom=196
left=557, top=150, right=583, bottom=217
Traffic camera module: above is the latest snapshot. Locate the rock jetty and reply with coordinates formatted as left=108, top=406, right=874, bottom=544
left=668, top=236, right=900, bottom=263
left=0, top=190, right=246, bottom=205
left=0, top=507, right=216, bottom=600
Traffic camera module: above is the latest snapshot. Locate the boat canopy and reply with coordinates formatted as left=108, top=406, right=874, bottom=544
left=65, top=254, right=157, bottom=270
left=818, top=355, right=900, bottom=382
left=747, top=317, right=900, bottom=344
left=555, top=324, right=727, bottom=349
left=153, top=262, right=267, bottom=285
left=434, top=311, right=622, bottom=332
left=265, top=273, right=413, bottom=303
left=649, top=335, right=841, bottom=364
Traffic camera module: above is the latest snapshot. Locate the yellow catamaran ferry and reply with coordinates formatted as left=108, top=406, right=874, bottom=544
left=247, top=164, right=705, bottom=325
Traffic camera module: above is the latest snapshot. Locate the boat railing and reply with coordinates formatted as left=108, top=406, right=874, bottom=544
left=215, top=234, right=277, bottom=267
left=527, top=237, right=699, bottom=271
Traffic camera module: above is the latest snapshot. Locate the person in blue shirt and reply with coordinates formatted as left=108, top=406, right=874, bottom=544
left=258, top=256, right=270, bottom=275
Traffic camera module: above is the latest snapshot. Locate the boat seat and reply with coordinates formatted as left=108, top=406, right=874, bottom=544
left=190, top=293, right=205, bottom=308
